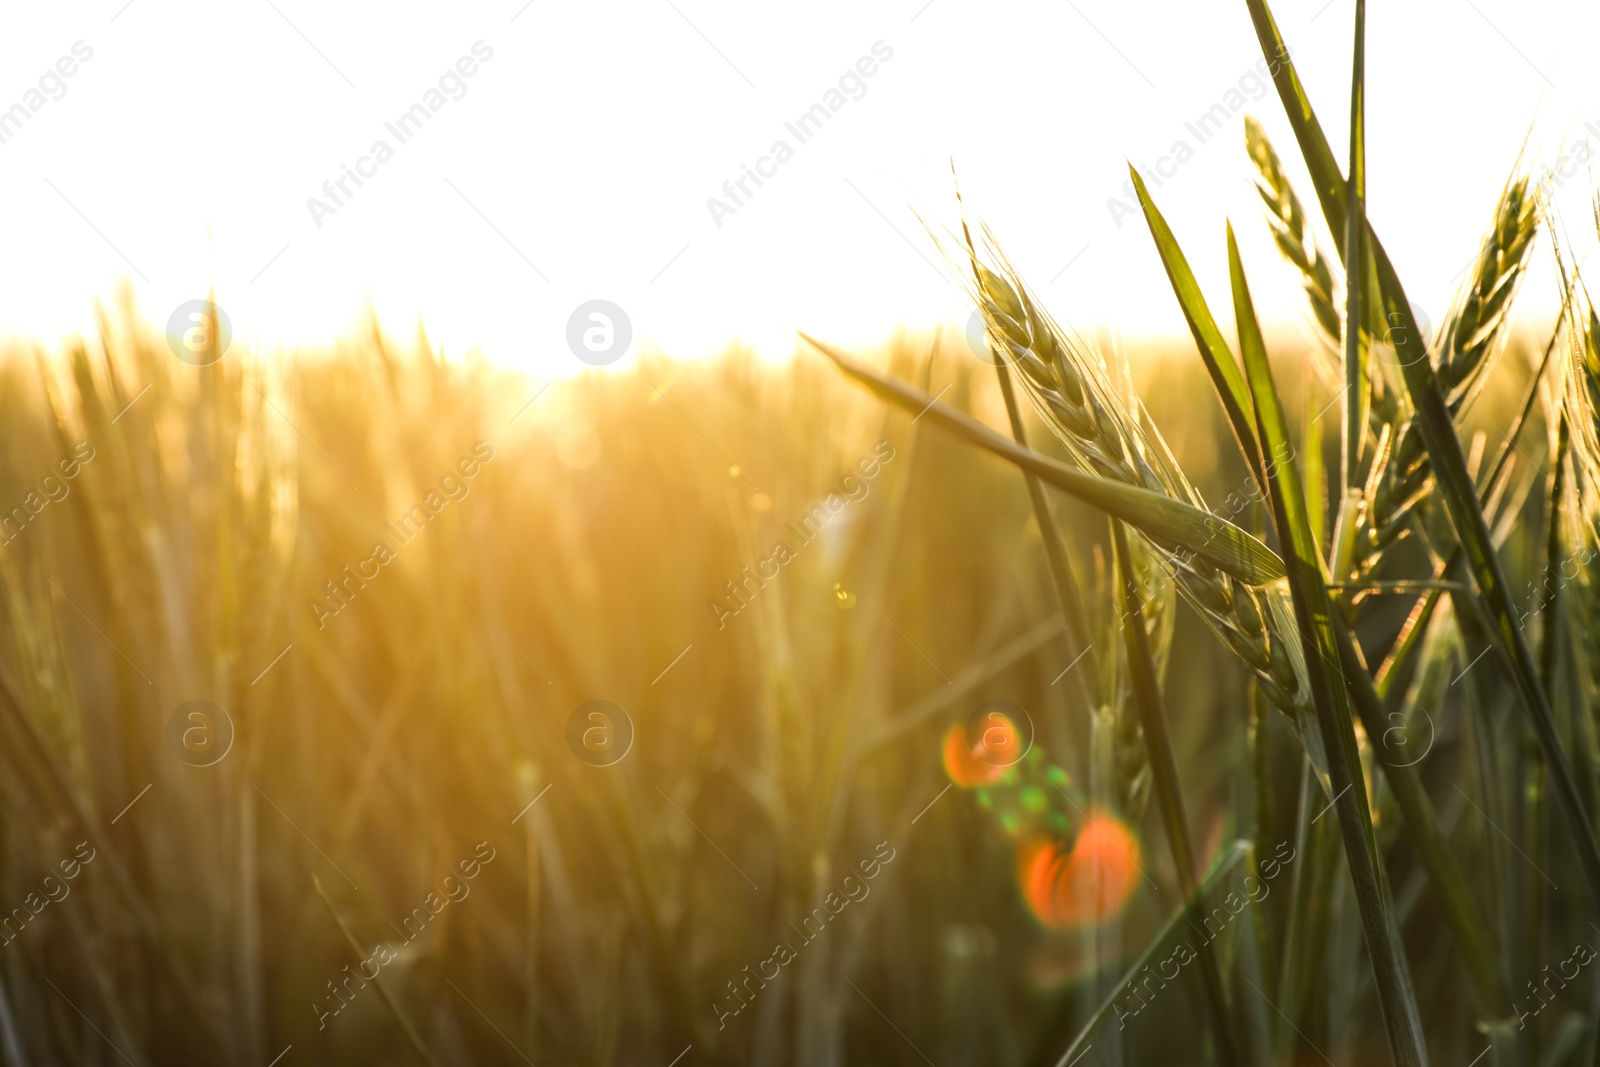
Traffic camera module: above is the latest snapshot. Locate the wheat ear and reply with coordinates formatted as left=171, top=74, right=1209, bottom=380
left=1245, top=117, right=1342, bottom=354
left=1351, top=175, right=1540, bottom=579
left=969, top=254, right=1310, bottom=718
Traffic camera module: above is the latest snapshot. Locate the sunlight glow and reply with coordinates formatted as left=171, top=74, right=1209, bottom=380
left=0, top=1, right=1596, bottom=374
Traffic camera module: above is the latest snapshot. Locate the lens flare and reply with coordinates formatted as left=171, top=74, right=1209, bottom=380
left=941, top=713, right=1021, bottom=787
left=1017, top=809, right=1141, bottom=928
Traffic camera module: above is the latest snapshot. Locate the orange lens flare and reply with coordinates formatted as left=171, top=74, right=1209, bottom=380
left=941, top=713, right=1021, bottom=787
left=1018, top=810, right=1141, bottom=929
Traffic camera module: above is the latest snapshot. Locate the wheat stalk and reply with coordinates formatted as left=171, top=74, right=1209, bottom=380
left=1082, top=536, right=1171, bottom=823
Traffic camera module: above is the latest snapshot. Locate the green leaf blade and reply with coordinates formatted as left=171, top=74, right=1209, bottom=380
left=1129, top=167, right=1263, bottom=479
left=1228, top=226, right=1428, bottom=1067
left=802, top=332, right=1287, bottom=586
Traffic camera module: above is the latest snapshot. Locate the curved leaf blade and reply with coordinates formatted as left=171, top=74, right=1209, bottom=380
left=801, top=332, right=1286, bottom=586
left=1129, top=167, right=1263, bottom=480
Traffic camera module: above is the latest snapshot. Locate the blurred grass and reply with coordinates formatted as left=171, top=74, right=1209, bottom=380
left=0, top=277, right=1581, bottom=1066
left=0, top=306, right=1252, bottom=1064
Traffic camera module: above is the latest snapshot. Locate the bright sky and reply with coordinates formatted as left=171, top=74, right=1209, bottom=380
left=2, top=0, right=1598, bottom=375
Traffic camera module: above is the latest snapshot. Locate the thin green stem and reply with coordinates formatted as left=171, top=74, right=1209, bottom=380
left=1111, top=519, right=1240, bottom=1066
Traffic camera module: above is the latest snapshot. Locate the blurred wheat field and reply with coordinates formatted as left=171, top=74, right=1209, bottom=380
left=0, top=306, right=1259, bottom=1064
